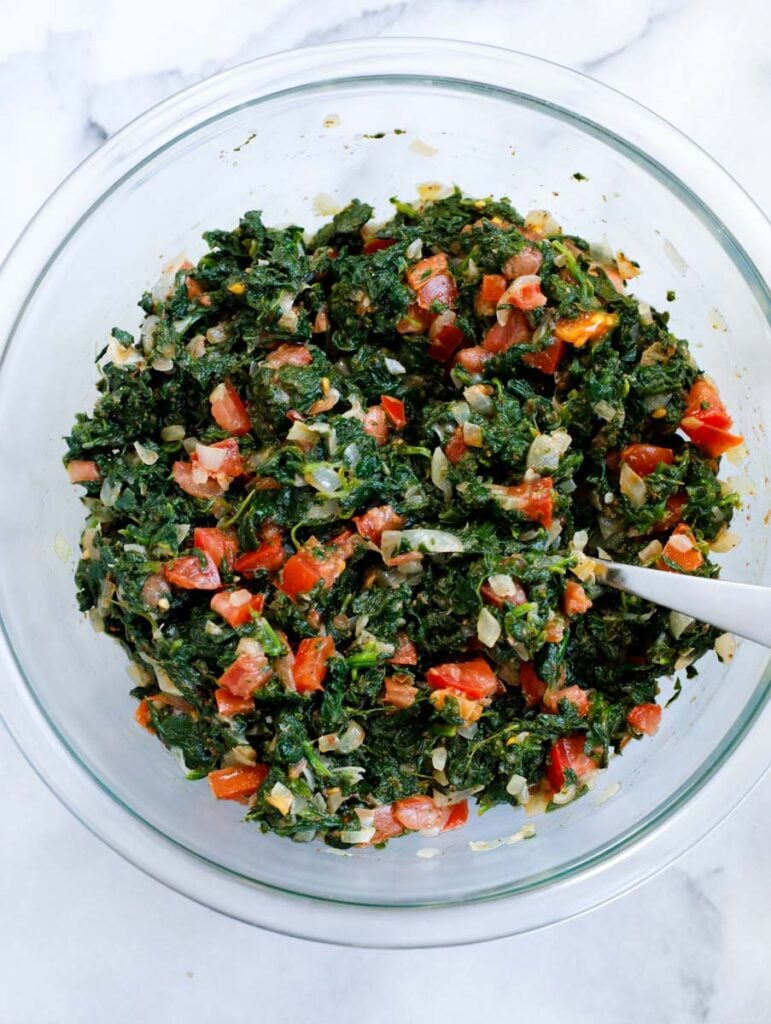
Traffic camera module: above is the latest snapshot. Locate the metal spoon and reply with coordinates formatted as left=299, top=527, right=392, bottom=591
left=594, top=561, right=771, bottom=647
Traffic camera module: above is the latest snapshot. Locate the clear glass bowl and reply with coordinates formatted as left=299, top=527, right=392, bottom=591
left=0, top=39, right=769, bottom=947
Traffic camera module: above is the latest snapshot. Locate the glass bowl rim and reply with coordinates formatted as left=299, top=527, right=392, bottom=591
left=0, top=36, right=769, bottom=947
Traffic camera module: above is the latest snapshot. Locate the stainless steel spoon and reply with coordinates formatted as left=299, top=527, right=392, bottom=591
left=594, top=561, right=771, bottom=647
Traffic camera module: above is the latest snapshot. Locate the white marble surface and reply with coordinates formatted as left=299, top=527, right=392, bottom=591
left=1, top=1, right=769, bottom=1020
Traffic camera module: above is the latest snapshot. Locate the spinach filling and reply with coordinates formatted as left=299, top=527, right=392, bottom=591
left=65, top=191, right=742, bottom=846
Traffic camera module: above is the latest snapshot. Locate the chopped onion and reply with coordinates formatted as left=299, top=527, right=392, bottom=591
left=714, top=632, right=736, bottom=662
left=266, top=782, right=294, bottom=816
left=638, top=539, right=663, bottom=564
left=709, top=528, right=740, bottom=553
left=133, top=441, right=159, bottom=466
left=140, top=315, right=160, bottom=354
left=99, top=478, right=121, bottom=508
left=384, top=357, right=406, bottom=375
left=431, top=446, right=452, bottom=501
left=524, top=209, right=561, bottom=237
left=431, top=747, right=448, bottom=771
left=462, top=421, right=484, bottom=447
left=287, top=421, right=321, bottom=448
left=151, top=254, right=187, bottom=301
left=105, top=336, right=146, bottom=370
left=204, top=620, right=223, bottom=636
left=161, top=424, right=185, bottom=442
left=588, top=240, right=614, bottom=265
left=487, top=575, right=521, bottom=601
left=674, top=649, right=696, bottom=671
left=385, top=529, right=465, bottom=558
left=152, top=357, right=174, bottom=372
left=463, top=384, right=493, bottom=415
left=432, top=785, right=484, bottom=807
left=463, top=257, right=480, bottom=283
left=338, top=721, right=365, bottom=754
left=355, top=807, right=375, bottom=829
left=206, top=324, right=228, bottom=345
left=450, top=400, right=470, bottom=425
left=197, top=442, right=233, bottom=474
left=429, top=309, right=457, bottom=343
left=477, top=607, right=501, bottom=647
left=551, top=784, right=578, bottom=806
left=340, top=827, right=376, bottom=845
left=319, top=733, right=340, bottom=753
left=669, top=611, right=695, bottom=639
left=505, top=774, right=530, bottom=804
left=527, top=430, right=572, bottom=473
left=223, top=745, right=257, bottom=767
left=637, top=301, right=654, bottom=326
left=277, top=291, right=298, bottom=332
left=405, top=237, right=423, bottom=260
left=620, top=462, right=647, bottom=507
left=593, top=399, right=618, bottom=422
left=326, top=789, right=344, bottom=813
left=341, top=442, right=360, bottom=468
left=304, top=462, right=344, bottom=496
left=236, top=637, right=264, bottom=659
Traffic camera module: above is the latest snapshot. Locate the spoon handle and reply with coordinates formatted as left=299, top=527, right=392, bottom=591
left=598, top=562, right=771, bottom=647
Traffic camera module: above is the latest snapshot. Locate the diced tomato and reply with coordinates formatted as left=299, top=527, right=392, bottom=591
left=214, top=688, right=255, bottom=717
left=380, top=395, right=407, bottom=428
left=406, top=253, right=448, bottom=291
left=293, top=635, right=335, bottom=694
left=393, top=795, right=451, bottom=832
left=353, top=504, right=406, bottom=545
left=503, top=247, right=542, bottom=278
left=426, top=658, right=500, bottom=700
left=363, top=405, right=389, bottom=445
left=657, top=523, right=703, bottom=573
left=135, top=698, right=154, bottom=732
left=479, top=274, right=507, bottom=306
left=328, top=530, right=357, bottom=560
left=209, top=380, right=251, bottom=436
left=453, top=346, right=492, bottom=374
left=544, top=616, right=566, bottom=644
left=370, top=804, right=404, bottom=843
left=445, top=425, right=468, bottom=464
left=210, top=589, right=265, bottom=628
left=554, top=311, right=618, bottom=347
left=442, top=800, right=469, bottom=832
left=543, top=685, right=590, bottom=717
left=481, top=579, right=527, bottom=609
left=656, top=492, right=687, bottom=531
left=497, top=477, right=554, bottom=528
left=396, top=302, right=433, bottom=335
left=482, top=308, right=531, bottom=354
left=621, top=444, right=674, bottom=477
left=563, top=580, right=592, bottom=617
left=522, top=336, right=565, bottom=375
left=163, top=552, right=221, bottom=590
left=208, top=764, right=268, bottom=801
left=499, top=274, right=547, bottom=311
left=172, top=461, right=225, bottom=499
left=264, top=344, right=313, bottom=368
left=185, top=276, right=208, bottom=302
left=679, top=419, right=743, bottom=458
left=67, top=459, right=100, bottom=483
left=192, top=437, right=244, bottom=479
left=546, top=735, right=597, bottom=790
left=194, top=527, right=238, bottom=572
left=416, top=272, right=457, bottom=311
left=383, top=674, right=419, bottom=709
left=388, top=634, right=419, bottom=666
left=518, top=662, right=547, bottom=707
left=217, top=654, right=272, bottom=698
left=683, top=377, right=732, bottom=429
left=279, top=549, right=323, bottom=601
left=362, top=237, right=396, bottom=254
left=627, top=703, right=662, bottom=735
left=428, top=323, right=466, bottom=362
left=234, top=525, right=285, bottom=576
